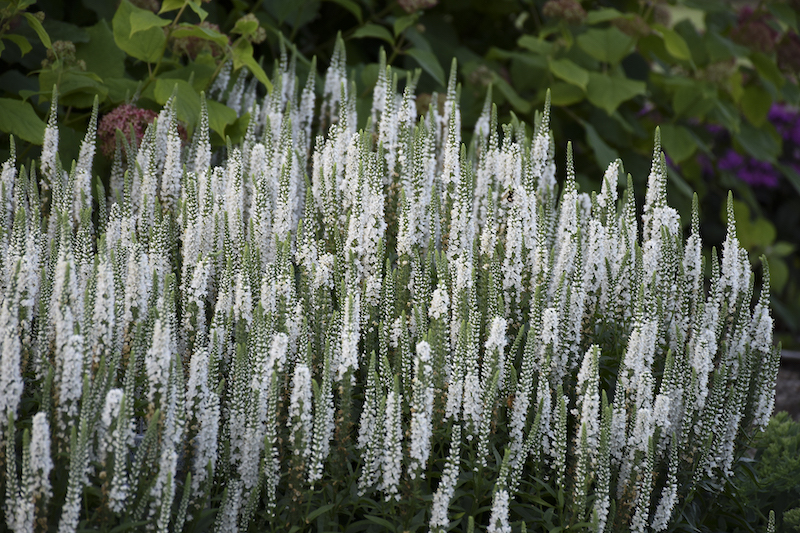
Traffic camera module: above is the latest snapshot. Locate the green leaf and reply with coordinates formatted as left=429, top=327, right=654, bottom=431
left=585, top=72, right=645, bottom=115
left=548, top=81, right=584, bottom=106
left=325, top=0, right=363, bottom=24
left=741, top=84, right=772, bottom=127
left=576, top=27, right=634, bottom=64
left=113, top=0, right=166, bottom=63
left=672, top=84, right=716, bottom=118
left=750, top=52, right=785, bottom=89
left=660, top=123, right=697, bottom=163
left=159, top=0, right=185, bottom=13
left=393, top=14, right=417, bottom=37
left=735, top=121, right=780, bottom=162
left=585, top=8, right=625, bottom=25
left=231, top=40, right=272, bottom=92
left=305, top=504, right=335, bottom=522
left=517, top=35, right=554, bottom=56
left=171, top=24, right=229, bottom=47
left=22, top=12, right=52, bottom=49
left=40, top=70, right=108, bottom=108
left=76, top=20, right=127, bottom=79
left=0, top=98, right=46, bottom=144
left=206, top=99, right=237, bottom=137
left=768, top=4, right=797, bottom=32
left=655, top=25, right=692, bottom=62
left=232, top=17, right=258, bottom=38
left=770, top=258, right=789, bottom=293
left=582, top=120, right=619, bottom=169
left=185, top=1, right=208, bottom=21
left=776, top=163, right=800, bottom=197
left=493, top=74, right=531, bottom=113
left=548, top=57, right=589, bottom=91
left=154, top=78, right=201, bottom=128
left=351, top=23, right=394, bottom=45
left=0, top=41, right=5, bottom=57
left=4, top=34, right=32, bottom=56
left=365, top=515, right=396, bottom=531
left=405, top=48, right=445, bottom=87
left=104, top=77, right=139, bottom=103
left=129, top=10, right=170, bottom=37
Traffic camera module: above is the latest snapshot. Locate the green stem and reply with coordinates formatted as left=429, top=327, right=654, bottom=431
left=144, top=0, right=190, bottom=92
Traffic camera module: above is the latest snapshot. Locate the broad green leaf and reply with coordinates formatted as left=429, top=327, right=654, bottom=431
left=154, top=78, right=201, bottom=128
left=710, top=99, right=740, bottom=133
left=185, top=1, right=208, bottom=21
left=325, top=0, right=363, bottom=24
left=576, top=27, right=634, bottom=65
left=206, top=99, right=238, bottom=137
left=351, top=23, right=394, bottom=45
left=672, top=84, right=716, bottom=118
left=750, top=52, right=785, bottom=89
left=104, top=77, right=140, bottom=103
left=4, top=34, right=32, bottom=56
left=232, top=17, right=258, bottom=38
left=113, top=0, right=166, bottom=63
left=549, top=81, right=584, bottom=106
left=158, top=62, right=216, bottom=91
left=741, top=84, right=772, bottom=127
left=159, top=0, right=185, bottom=13
left=493, top=74, right=531, bottom=113
left=585, top=8, right=625, bottom=25
left=22, top=12, right=52, bottom=49
left=40, top=70, right=108, bottom=108
left=0, top=41, right=5, bottom=57
left=393, top=14, right=417, bottom=37
left=585, top=72, right=645, bottom=115
left=655, top=25, right=692, bottom=62
left=76, top=20, right=126, bottom=79
left=405, top=48, right=445, bottom=87
left=231, top=40, right=272, bottom=92
left=771, top=242, right=796, bottom=257
left=660, top=123, right=697, bottom=163
left=770, top=258, right=789, bottom=293
left=518, top=35, right=554, bottom=56
left=548, top=58, right=589, bottom=91
left=735, top=121, right=780, bottom=162
left=0, top=98, right=46, bottom=144
left=129, top=10, right=170, bottom=37
left=171, top=24, right=229, bottom=47
left=582, top=120, right=619, bottom=169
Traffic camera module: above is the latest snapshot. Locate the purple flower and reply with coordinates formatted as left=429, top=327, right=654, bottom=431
left=718, top=149, right=744, bottom=171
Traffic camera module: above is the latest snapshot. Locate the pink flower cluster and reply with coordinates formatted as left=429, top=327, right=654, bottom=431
left=97, top=104, right=158, bottom=157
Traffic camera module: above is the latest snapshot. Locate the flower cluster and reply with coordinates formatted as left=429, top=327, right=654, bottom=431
left=0, top=41, right=780, bottom=533
left=701, top=104, right=800, bottom=189
left=97, top=103, right=159, bottom=157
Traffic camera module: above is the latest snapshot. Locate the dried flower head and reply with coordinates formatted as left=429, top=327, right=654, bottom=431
left=542, top=0, right=587, bottom=25
left=730, top=7, right=778, bottom=54
left=172, top=21, right=228, bottom=59
left=129, top=0, right=161, bottom=13
left=613, top=15, right=650, bottom=38
left=97, top=104, right=158, bottom=157
left=777, top=32, right=800, bottom=75
left=398, top=0, right=438, bottom=14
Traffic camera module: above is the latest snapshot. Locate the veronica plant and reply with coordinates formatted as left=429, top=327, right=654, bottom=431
left=0, top=40, right=781, bottom=533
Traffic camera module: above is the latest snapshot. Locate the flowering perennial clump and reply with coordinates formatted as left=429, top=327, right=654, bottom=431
left=0, top=44, right=781, bottom=532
